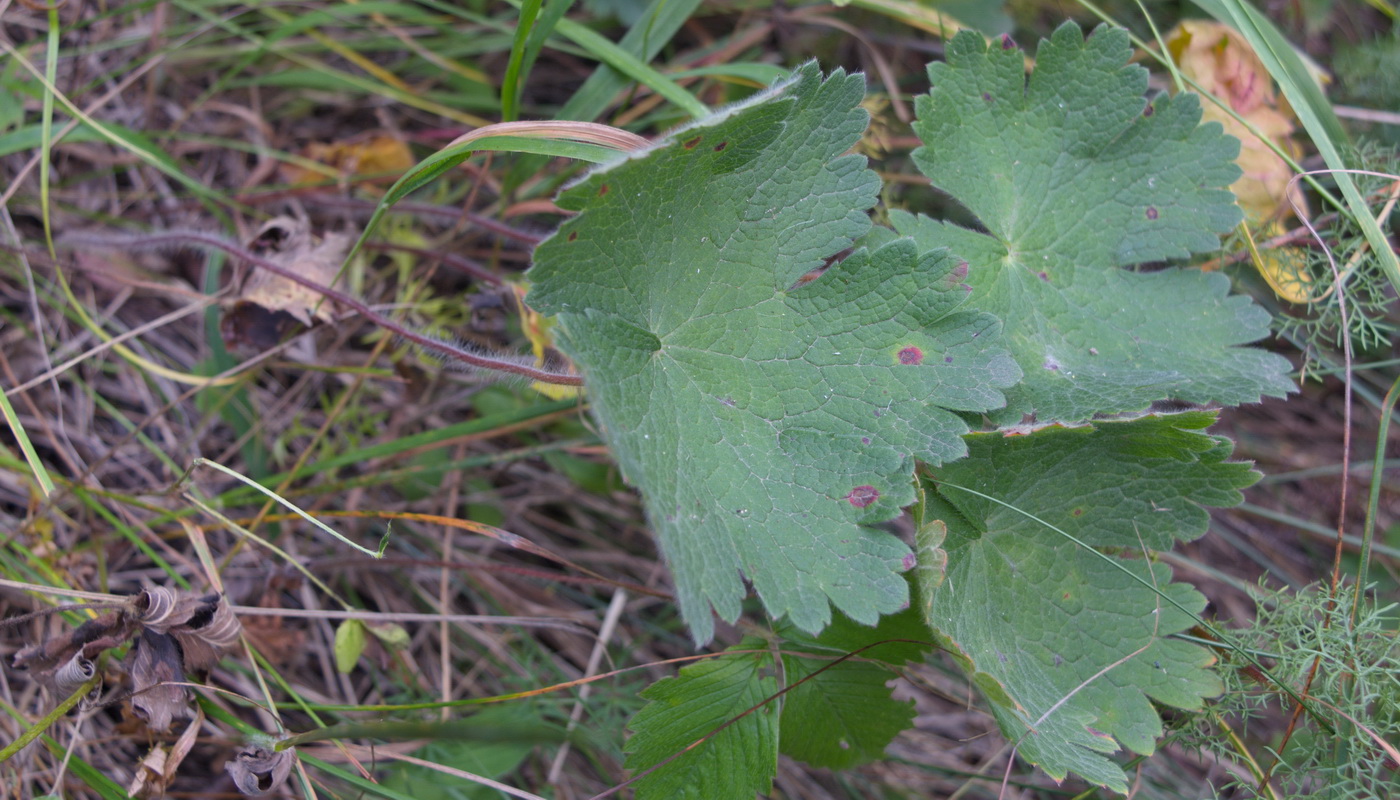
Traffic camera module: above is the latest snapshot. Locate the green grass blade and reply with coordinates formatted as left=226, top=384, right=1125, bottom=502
left=502, top=0, right=544, bottom=121
left=349, top=133, right=622, bottom=260
left=0, top=387, right=55, bottom=499
left=0, top=671, right=102, bottom=763
left=557, top=0, right=704, bottom=122
left=503, top=0, right=708, bottom=120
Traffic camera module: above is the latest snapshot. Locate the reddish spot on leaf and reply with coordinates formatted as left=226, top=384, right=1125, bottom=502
left=567, top=231, right=578, bottom=242
left=1000, top=34, right=1017, bottom=49
left=861, top=437, right=870, bottom=445
left=898, top=346, right=924, bottom=365
left=1146, top=206, right=1159, bottom=220
left=598, top=183, right=610, bottom=197
left=1038, top=271, right=1050, bottom=281
left=1072, top=507, right=1085, bottom=516
left=683, top=136, right=702, bottom=149
left=846, top=485, right=879, bottom=508
left=1143, top=104, right=1155, bottom=117
left=953, top=261, right=969, bottom=280
left=714, top=141, right=728, bottom=152
left=901, top=552, right=917, bottom=570
left=982, top=92, right=993, bottom=102
left=944, top=356, right=954, bottom=363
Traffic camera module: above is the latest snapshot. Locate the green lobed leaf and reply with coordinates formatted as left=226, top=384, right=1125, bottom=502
left=922, top=412, right=1254, bottom=791
left=776, top=605, right=931, bottom=770
left=529, top=63, right=1020, bottom=643
left=894, top=22, right=1294, bottom=424
left=624, top=648, right=779, bottom=800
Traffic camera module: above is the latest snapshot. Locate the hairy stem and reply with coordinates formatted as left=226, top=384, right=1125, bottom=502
left=63, top=229, right=583, bottom=386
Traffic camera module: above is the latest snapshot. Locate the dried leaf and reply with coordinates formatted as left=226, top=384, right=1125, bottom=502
left=11, top=589, right=239, bottom=737
left=1164, top=21, right=1319, bottom=301
left=226, top=743, right=295, bottom=796
left=1166, top=20, right=1308, bottom=225
left=221, top=217, right=349, bottom=353
left=53, top=652, right=99, bottom=697
left=167, top=593, right=242, bottom=672
left=12, top=610, right=134, bottom=694
left=129, top=630, right=188, bottom=733
left=282, top=134, right=414, bottom=189
left=127, top=745, right=167, bottom=799
left=133, top=588, right=240, bottom=670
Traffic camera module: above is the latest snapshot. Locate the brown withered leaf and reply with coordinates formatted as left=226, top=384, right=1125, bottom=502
left=127, top=745, right=168, bottom=799
left=10, top=589, right=240, bottom=730
left=170, top=592, right=242, bottom=672
left=128, top=706, right=203, bottom=798
left=221, top=217, right=349, bottom=351
left=226, top=742, right=295, bottom=796
left=129, top=630, right=189, bottom=733
left=11, top=610, right=136, bottom=695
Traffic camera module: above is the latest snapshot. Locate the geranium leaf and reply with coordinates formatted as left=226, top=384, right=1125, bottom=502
left=894, top=23, right=1294, bottom=423
left=529, top=63, right=1019, bottom=642
left=624, top=647, right=778, bottom=800
left=923, top=412, right=1255, bottom=790
left=777, top=605, right=931, bottom=769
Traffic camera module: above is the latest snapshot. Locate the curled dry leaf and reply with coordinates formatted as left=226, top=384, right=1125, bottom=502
left=221, top=217, right=350, bottom=351
left=53, top=652, right=100, bottom=697
left=226, top=742, right=295, bottom=796
left=135, top=587, right=243, bottom=671
left=172, top=592, right=242, bottom=671
left=11, top=610, right=135, bottom=695
left=9, top=589, right=241, bottom=733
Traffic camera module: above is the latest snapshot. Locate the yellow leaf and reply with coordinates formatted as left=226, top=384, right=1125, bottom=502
left=282, top=134, right=414, bottom=190
left=513, top=282, right=581, bottom=401
left=1242, top=221, right=1313, bottom=304
left=1165, top=20, right=1311, bottom=225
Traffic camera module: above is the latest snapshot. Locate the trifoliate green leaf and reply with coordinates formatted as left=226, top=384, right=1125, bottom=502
left=922, top=412, right=1253, bottom=791
left=777, top=605, right=931, bottom=769
left=624, top=647, right=778, bottom=800
left=529, top=63, right=1019, bottom=643
left=894, top=23, right=1294, bottom=423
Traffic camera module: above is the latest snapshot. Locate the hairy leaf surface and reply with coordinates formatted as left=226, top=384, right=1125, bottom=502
left=894, top=23, right=1294, bottom=423
left=530, top=63, right=1019, bottom=642
left=923, top=412, right=1254, bottom=790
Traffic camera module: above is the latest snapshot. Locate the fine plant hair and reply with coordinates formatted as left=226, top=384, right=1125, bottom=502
left=58, top=228, right=583, bottom=387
